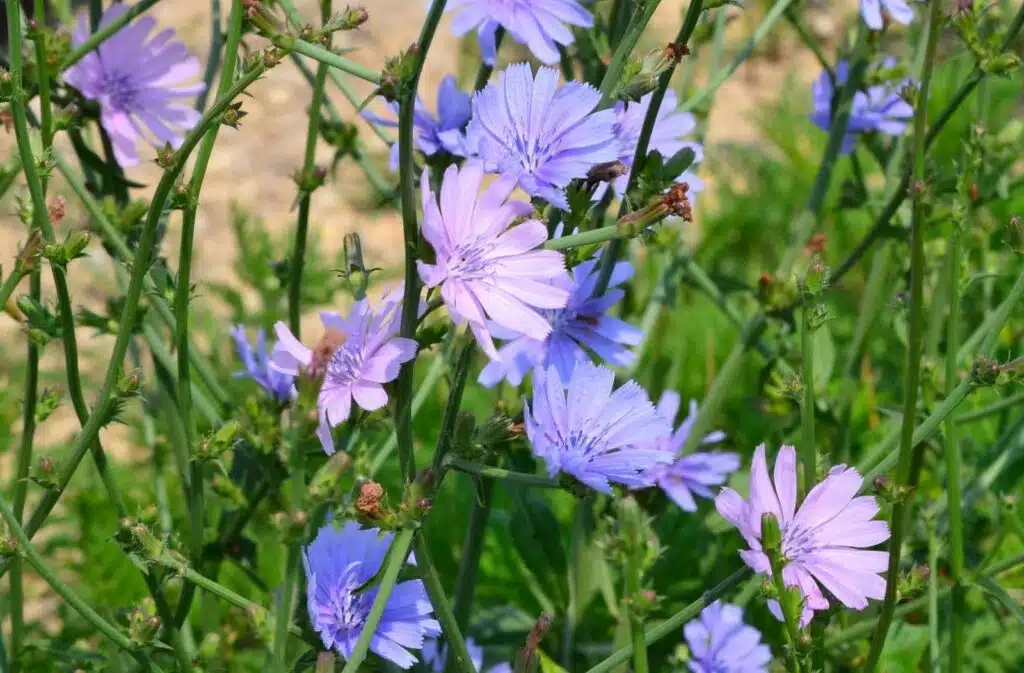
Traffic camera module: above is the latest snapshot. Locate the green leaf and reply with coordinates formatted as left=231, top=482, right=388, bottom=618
left=538, top=650, right=569, bottom=673
left=878, top=622, right=929, bottom=673
left=976, top=576, right=1024, bottom=623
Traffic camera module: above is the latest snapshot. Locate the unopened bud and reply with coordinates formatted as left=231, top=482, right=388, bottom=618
left=761, top=513, right=783, bottom=553
left=222, top=101, right=247, bottom=129
left=155, top=142, right=176, bottom=169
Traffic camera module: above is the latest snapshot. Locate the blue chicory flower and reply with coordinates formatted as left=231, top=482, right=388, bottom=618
left=683, top=601, right=772, bottom=673
left=230, top=325, right=295, bottom=404
left=304, top=522, right=440, bottom=669
left=648, top=391, right=738, bottom=512
left=442, top=0, right=594, bottom=66
left=524, top=361, right=673, bottom=493
left=417, top=161, right=570, bottom=360
left=469, top=63, right=617, bottom=209
left=362, top=75, right=473, bottom=171
left=63, top=3, right=204, bottom=167
left=716, top=444, right=891, bottom=626
left=810, top=60, right=913, bottom=154
left=478, top=257, right=641, bottom=388
left=270, top=292, right=418, bottom=454
left=860, top=0, right=914, bottom=30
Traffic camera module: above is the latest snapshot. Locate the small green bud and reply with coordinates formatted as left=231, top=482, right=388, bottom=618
left=222, top=101, right=248, bottom=129
left=34, top=388, right=62, bottom=424
left=761, top=513, right=783, bottom=554
left=212, top=475, right=248, bottom=509
left=981, top=52, right=1020, bottom=76
left=155, top=142, right=177, bottom=169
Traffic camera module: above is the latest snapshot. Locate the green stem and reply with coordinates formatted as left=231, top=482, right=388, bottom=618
left=785, top=7, right=833, bottom=81
left=288, top=6, right=330, bottom=337
left=443, top=456, right=562, bottom=489
left=768, top=553, right=802, bottom=673
left=625, top=555, right=648, bottom=673
left=958, top=269, right=1024, bottom=360
left=955, top=391, right=1024, bottom=424
left=33, top=0, right=53, bottom=153
left=370, top=354, right=447, bottom=475
left=431, top=339, right=476, bottom=471
left=864, top=0, right=942, bottom=666
left=0, top=494, right=168, bottom=672
left=172, top=0, right=244, bottom=633
left=861, top=377, right=975, bottom=485
left=8, top=265, right=39, bottom=673
left=339, top=528, right=417, bottom=672
left=543, top=221, right=640, bottom=250
left=593, top=0, right=702, bottom=294
left=394, top=0, right=448, bottom=483
left=195, top=0, right=223, bottom=112
left=273, top=33, right=380, bottom=84
left=60, top=0, right=165, bottom=69
left=414, top=535, right=479, bottom=673
left=0, top=64, right=268, bottom=581
left=449, top=480, right=494, bottom=644
left=0, top=268, right=27, bottom=313
left=677, top=315, right=768, bottom=456
left=928, top=526, right=940, bottom=673
left=473, top=27, right=504, bottom=90
left=584, top=568, right=750, bottom=673
left=800, top=301, right=815, bottom=499
left=945, top=205, right=965, bottom=673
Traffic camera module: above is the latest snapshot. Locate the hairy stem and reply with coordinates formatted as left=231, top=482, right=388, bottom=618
left=443, top=456, right=562, bottom=488
left=864, top=1, right=942, bottom=666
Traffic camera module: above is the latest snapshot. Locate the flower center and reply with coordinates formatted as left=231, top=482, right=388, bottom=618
left=102, top=69, right=140, bottom=111
left=326, top=578, right=371, bottom=636
left=781, top=520, right=816, bottom=560
left=446, top=241, right=493, bottom=280
left=562, top=428, right=606, bottom=461
left=325, top=341, right=364, bottom=387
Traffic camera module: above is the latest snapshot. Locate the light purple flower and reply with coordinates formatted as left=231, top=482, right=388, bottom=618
left=810, top=60, right=913, bottom=154
left=417, top=161, right=570, bottom=359
left=477, top=257, right=641, bottom=387
left=524, top=361, right=673, bottom=493
left=304, top=522, right=440, bottom=669
left=230, top=325, right=295, bottom=404
left=362, top=75, right=472, bottom=171
left=605, top=89, right=704, bottom=198
left=469, top=64, right=617, bottom=209
left=422, top=637, right=484, bottom=672
left=64, top=3, right=204, bottom=167
left=684, top=601, right=772, bottom=673
left=269, top=295, right=417, bottom=454
left=861, top=0, right=914, bottom=30
left=648, top=391, right=738, bottom=512
left=443, top=0, right=593, bottom=66
left=715, top=444, right=891, bottom=625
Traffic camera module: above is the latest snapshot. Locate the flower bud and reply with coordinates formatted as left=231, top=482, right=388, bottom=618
left=155, top=142, right=176, bottom=169
left=761, top=513, right=783, bottom=554
left=308, top=451, right=353, bottom=502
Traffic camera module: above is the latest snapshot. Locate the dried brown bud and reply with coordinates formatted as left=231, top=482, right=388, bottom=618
left=662, top=182, right=693, bottom=221
left=38, top=456, right=54, bottom=474
left=586, top=160, right=627, bottom=185
left=873, top=474, right=889, bottom=491
left=805, top=232, right=826, bottom=255
left=356, top=481, right=385, bottom=518
left=48, top=196, right=68, bottom=223
left=665, top=41, right=690, bottom=63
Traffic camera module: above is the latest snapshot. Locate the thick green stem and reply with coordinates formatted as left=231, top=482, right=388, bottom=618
left=339, top=528, right=417, bottom=672
left=394, top=0, right=448, bottom=483
left=449, top=480, right=494, bottom=641
left=0, top=494, right=167, bottom=672
left=956, top=392, right=1024, bottom=424
left=431, top=339, right=476, bottom=471
left=195, top=0, right=223, bottom=112
left=272, top=33, right=380, bottom=84
left=768, top=554, right=802, bottom=673
left=800, top=301, right=815, bottom=499
left=625, top=555, right=648, bottom=673
left=414, top=535, right=479, bottom=673
left=288, top=10, right=330, bottom=336
left=443, top=457, right=562, bottom=488
left=864, top=1, right=942, bottom=667
left=945, top=208, right=966, bottom=673
left=584, top=568, right=750, bottom=673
